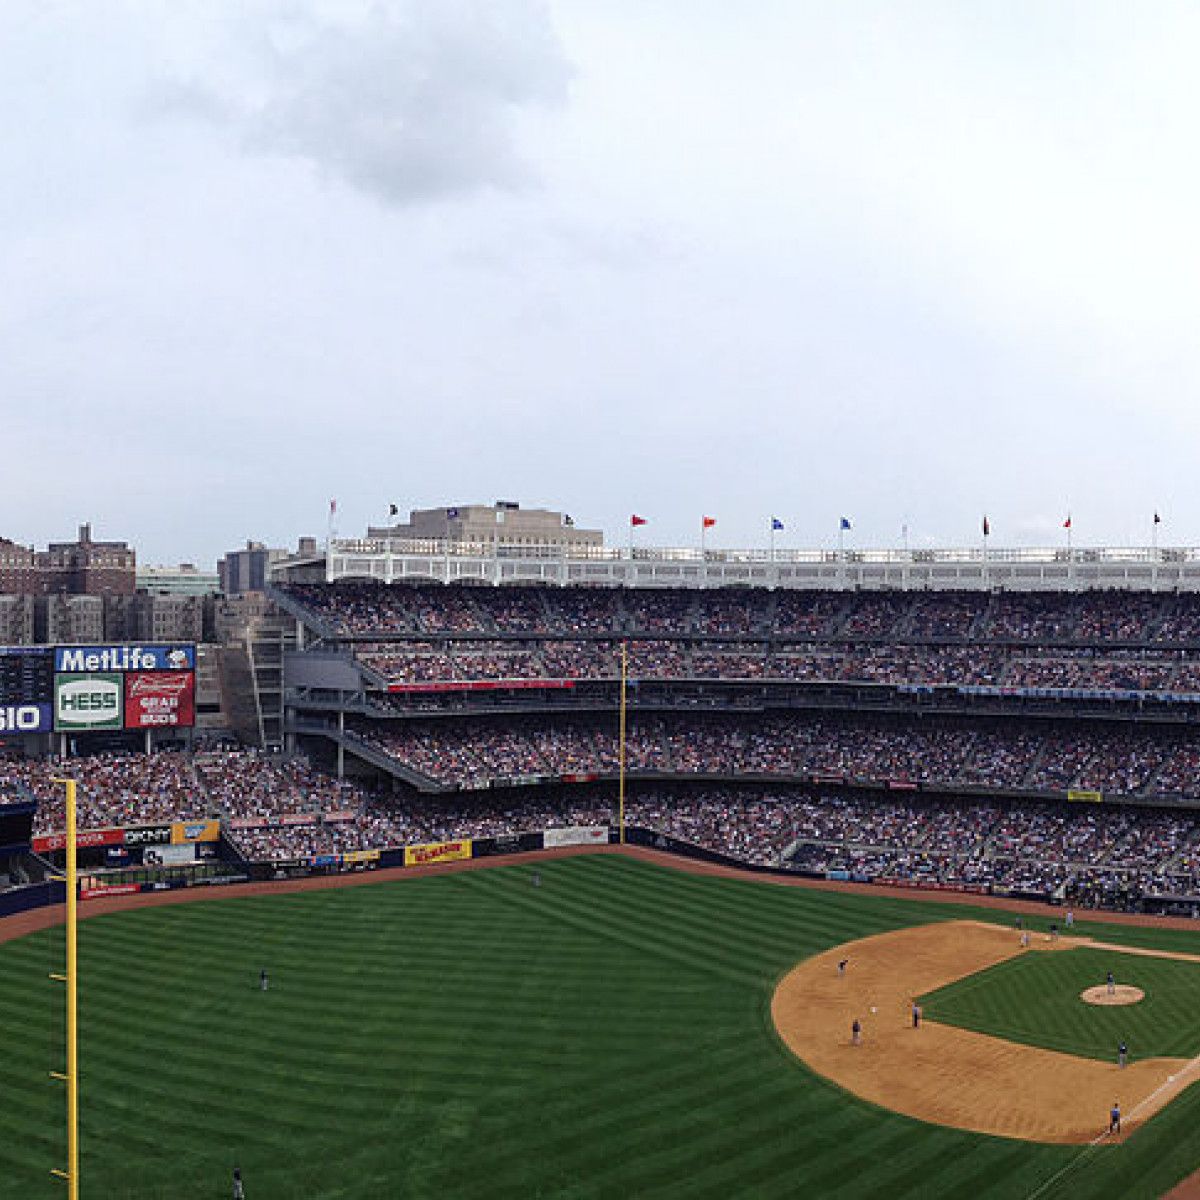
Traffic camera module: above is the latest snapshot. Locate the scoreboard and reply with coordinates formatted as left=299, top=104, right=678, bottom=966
left=0, top=647, right=53, bottom=732
left=0, top=643, right=195, bottom=734
left=0, top=647, right=54, bottom=705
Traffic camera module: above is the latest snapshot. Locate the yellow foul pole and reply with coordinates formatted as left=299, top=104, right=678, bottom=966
left=618, top=641, right=628, bottom=844
left=50, top=777, right=79, bottom=1199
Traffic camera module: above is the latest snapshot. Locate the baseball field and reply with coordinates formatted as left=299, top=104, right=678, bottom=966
left=3, top=850, right=1200, bottom=1198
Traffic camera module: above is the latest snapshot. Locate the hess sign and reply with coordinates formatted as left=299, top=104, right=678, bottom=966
left=54, top=674, right=123, bottom=732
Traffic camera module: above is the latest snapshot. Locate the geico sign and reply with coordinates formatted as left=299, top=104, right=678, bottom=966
left=0, top=705, right=43, bottom=732
left=57, top=679, right=120, bottom=723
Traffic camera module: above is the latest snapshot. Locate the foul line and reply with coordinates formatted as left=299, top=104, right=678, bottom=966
left=1025, top=1050, right=1200, bottom=1200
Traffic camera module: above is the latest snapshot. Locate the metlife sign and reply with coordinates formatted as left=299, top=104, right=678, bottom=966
left=54, top=673, right=124, bottom=732
left=54, top=645, right=194, bottom=673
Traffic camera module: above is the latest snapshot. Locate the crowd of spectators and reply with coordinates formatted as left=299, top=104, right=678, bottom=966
left=277, top=583, right=1200, bottom=700
left=348, top=712, right=1200, bottom=800
left=10, top=741, right=1200, bottom=909
left=625, top=785, right=1200, bottom=907
left=0, top=750, right=203, bottom=833
left=353, top=637, right=1200, bottom=693
left=281, top=582, right=1200, bottom=645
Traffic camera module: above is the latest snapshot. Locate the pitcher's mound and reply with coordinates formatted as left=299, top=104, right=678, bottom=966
left=1080, top=985, right=1145, bottom=1006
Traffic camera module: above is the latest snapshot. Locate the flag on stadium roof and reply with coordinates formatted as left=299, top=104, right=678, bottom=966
left=1154, top=512, right=1162, bottom=525
left=840, top=516, right=852, bottom=531
left=1063, top=514, right=1072, bottom=529
left=389, top=503, right=399, bottom=517
left=771, top=517, right=784, bottom=531
left=702, top=516, right=716, bottom=529
left=563, top=514, right=575, bottom=526
left=982, top=515, right=990, bottom=537
left=630, top=514, right=647, bottom=526
left=330, top=498, right=337, bottom=514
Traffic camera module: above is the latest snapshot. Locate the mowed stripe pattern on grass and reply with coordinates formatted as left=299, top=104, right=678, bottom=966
left=0, top=855, right=1197, bottom=1198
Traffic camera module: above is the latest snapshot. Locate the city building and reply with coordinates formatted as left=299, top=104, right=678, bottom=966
left=39, top=524, right=135, bottom=596
left=0, top=596, right=33, bottom=644
left=219, top=538, right=320, bottom=595
left=0, top=539, right=38, bottom=595
left=35, top=595, right=105, bottom=644
left=137, top=563, right=220, bottom=595
left=366, top=503, right=602, bottom=551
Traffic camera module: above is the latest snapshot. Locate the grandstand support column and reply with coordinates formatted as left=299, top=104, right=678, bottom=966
left=618, top=641, right=628, bottom=844
left=337, top=710, right=345, bottom=779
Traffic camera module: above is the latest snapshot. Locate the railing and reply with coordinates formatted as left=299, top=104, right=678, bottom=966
left=326, top=538, right=1196, bottom=567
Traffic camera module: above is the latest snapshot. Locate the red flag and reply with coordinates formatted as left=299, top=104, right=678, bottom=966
left=702, top=516, right=716, bottom=529
left=630, top=514, right=647, bottom=527
left=1063, top=515, right=1072, bottom=529
left=982, top=515, right=990, bottom=537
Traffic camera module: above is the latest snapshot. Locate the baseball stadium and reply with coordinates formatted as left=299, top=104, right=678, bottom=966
left=8, top=529, right=1200, bottom=1198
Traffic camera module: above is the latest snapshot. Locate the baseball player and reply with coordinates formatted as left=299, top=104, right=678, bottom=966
left=851, top=1018, right=862, bottom=1046
left=1107, top=970, right=1116, bottom=996
left=1065, top=909, right=1074, bottom=929
left=1109, top=1101, right=1121, bottom=1135
left=260, top=968, right=269, bottom=993
left=232, top=1166, right=245, bottom=1199
left=837, top=958, right=849, bottom=978
left=1118, top=1041, right=1127, bottom=1068
left=531, top=871, right=542, bottom=888
left=911, top=1002, right=921, bottom=1029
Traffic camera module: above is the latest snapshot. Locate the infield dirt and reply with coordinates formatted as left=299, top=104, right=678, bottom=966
left=771, top=920, right=1200, bottom=1144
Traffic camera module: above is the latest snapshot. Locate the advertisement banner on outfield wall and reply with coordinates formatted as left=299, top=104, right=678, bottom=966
left=543, top=825, right=609, bottom=849
left=79, top=879, right=141, bottom=901
left=342, top=849, right=380, bottom=867
left=404, top=840, right=472, bottom=867
left=124, top=671, right=195, bottom=729
left=33, top=827, right=124, bottom=854
left=143, top=843, right=196, bottom=866
left=473, top=832, right=545, bottom=857
left=170, top=819, right=220, bottom=844
left=124, top=824, right=172, bottom=847
left=1067, top=789, right=1103, bottom=803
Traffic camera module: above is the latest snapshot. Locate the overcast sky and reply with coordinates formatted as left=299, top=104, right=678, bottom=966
left=4, top=1, right=1200, bottom=566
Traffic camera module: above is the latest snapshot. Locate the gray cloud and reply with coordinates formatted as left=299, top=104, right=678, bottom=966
left=170, top=1, right=571, bottom=205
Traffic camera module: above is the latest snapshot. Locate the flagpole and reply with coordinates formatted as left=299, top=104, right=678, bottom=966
left=700, top=518, right=706, bottom=560
left=770, top=522, right=776, bottom=564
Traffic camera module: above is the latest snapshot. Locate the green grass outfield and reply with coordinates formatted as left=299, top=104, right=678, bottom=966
left=3, top=855, right=1200, bottom=1198
left=921, top=947, right=1200, bottom=1064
